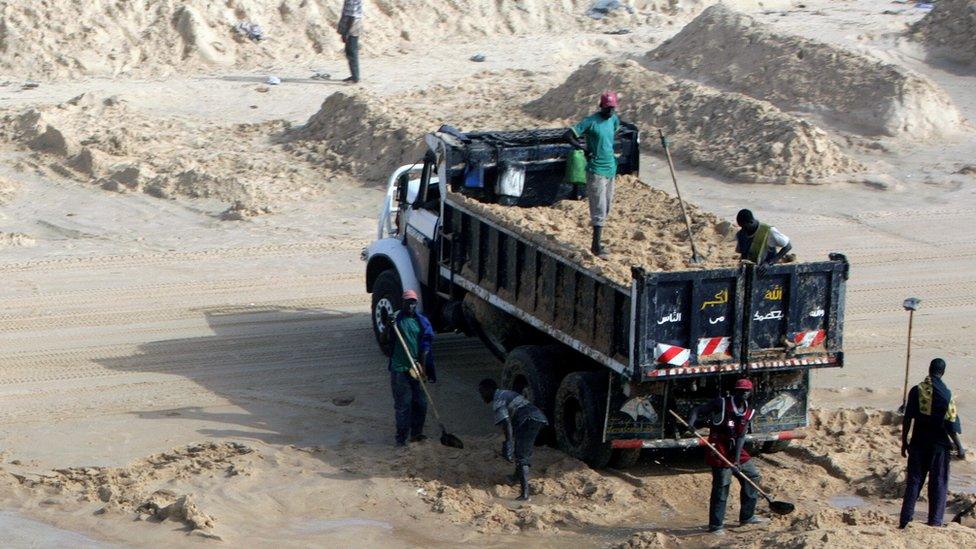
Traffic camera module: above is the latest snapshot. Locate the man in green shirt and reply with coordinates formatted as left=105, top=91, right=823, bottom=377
left=381, top=289, right=435, bottom=446
left=565, top=91, right=621, bottom=258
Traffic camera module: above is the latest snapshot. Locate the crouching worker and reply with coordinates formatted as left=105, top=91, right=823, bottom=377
left=381, top=290, right=435, bottom=447
left=478, top=379, right=548, bottom=501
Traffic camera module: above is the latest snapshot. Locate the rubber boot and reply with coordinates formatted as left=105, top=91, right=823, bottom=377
left=591, top=226, right=607, bottom=258
left=517, top=465, right=531, bottom=501
left=506, top=465, right=519, bottom=485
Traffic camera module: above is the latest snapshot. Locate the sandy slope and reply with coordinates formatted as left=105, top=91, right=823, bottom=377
left=0, top=0, right=975, bottom=546
left=648, top=4, right=966, bottom=138
left=911, top=0, right=976, bottom=66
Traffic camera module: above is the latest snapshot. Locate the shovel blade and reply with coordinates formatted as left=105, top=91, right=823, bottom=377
left=440, top=430, right=464, bottom=449
left=769, top=500, right=795, bottom=515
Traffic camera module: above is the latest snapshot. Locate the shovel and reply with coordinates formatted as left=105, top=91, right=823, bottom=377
left=659, top=130, right=702, bottom=264
left=669, top=410, right=794, bottom=515
left=391, top=322, right=464, bottom=449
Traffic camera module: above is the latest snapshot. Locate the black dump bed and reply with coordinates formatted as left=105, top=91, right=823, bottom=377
left=441, top=199, right=847, bottom=381
left=434, top=127, right=847, bottom=383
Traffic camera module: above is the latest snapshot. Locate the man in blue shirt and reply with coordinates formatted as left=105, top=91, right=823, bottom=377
left=565, top=91, right=621, bottom=258
left=381, top=290, right=436, bottom=446
left=899, top=358, right=966, bottom=528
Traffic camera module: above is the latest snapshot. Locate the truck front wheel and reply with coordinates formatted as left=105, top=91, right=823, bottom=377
left=371, top=269, right=402, bottom=357
left=554, top=371, right=612, bottom=468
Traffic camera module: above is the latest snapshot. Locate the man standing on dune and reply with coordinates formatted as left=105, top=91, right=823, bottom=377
left=899, top=358, right=966, bottom=528
left=337, top=0, right=363, bottom=84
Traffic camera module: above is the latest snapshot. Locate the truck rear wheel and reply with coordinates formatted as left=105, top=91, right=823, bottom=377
left=371, top=269, right=402, bottom=357
left=502, top=345, right=559, bottom=444
left=555, top=371, right=612, bottom=468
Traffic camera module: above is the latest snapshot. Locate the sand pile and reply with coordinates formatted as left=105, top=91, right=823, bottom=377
left=526, top=59, right=862, bottom=185
left=283, top=71, right=551, bottom=184
left=333, top=436, right=662, bottom=534
left=0, top=232, right=36, bottom=249
left=745, top=507, right=976, bottom=548
left=135, top=491, right=219, bottom=538
left=912, top=0, right=976, bottom=65
left=0, top=92, right=338, bottom=212
left=10, top=442, right=253, bottom=537
left=284, top=91, right=431, bottom=185
left=620, top=508, right=976, bottom=548
left=452, top=175, right=740, bottom=285
left=790, top=408, right=905, bottom=499
left=0, top=0, right=667, bottom=79
left=648, top=5, right=966, bottom=138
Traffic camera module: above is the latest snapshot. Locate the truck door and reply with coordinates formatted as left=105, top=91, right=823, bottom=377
left=403, top=153, right=440, bottom=291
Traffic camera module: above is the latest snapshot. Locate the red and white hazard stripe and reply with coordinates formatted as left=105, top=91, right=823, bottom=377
left=697, top=336, right=731, bottom=357
left=655, top=343, right=690, bottom=367
left=794, top=330, right=826, bottom=348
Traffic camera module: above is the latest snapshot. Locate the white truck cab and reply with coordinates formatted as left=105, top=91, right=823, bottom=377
left=363, top=133, right=452, bottom=353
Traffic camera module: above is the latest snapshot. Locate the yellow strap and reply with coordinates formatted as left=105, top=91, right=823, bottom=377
left=747, top=223, right=771, bottom=263
left=918, top=377, right=957, bottom=421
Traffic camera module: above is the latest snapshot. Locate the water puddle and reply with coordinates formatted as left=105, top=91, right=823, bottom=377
left=290, top=517, right=393, bottom=535
left=828, top=494, right=867, bottom=509
left=0, top=511, right=106, bottom=547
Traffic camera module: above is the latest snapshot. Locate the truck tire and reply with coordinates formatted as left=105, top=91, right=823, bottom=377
left=609, top=448, right=642, bottom=469
left=371, top=269, right=402, bottom=357
left=555, top=371, right=612, bottom=468
left=502, top=345, right=560, bottom=444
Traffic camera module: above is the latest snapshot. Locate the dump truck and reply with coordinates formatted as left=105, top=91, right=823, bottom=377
left=363, top=126, right=848, bottom=468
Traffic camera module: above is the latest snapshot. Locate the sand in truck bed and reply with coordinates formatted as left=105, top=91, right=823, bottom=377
left=450, top=175, right=742, bottom=286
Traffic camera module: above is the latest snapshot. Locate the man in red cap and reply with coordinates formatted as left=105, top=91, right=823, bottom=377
left=381, top=289, right=435, bottom=446
left=687, top=378, right=767, bottom=534
left=564, top=91, right=621, bottom=258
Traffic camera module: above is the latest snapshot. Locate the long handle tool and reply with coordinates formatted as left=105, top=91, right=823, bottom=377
left=659, top=130, right=702, bottom=264
left=669, top=410, right=794, bottom=515
left=392, top=322, right=464, bottom=449
left=898, top=297, right=921, bottom=413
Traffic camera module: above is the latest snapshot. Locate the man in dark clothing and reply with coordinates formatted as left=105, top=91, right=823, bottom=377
left=564, top=91, right=621, bottom=259
left=687, top=378, right=768, bottom=534
left=479, top=379, right=548, bottom=501
left=899, top=358, right=966, bottom=528
left=337, top=0, right=363, bottom=84
left=381, top=289, right=435, bottom=446
left=735, top=209, right=791, bottom=275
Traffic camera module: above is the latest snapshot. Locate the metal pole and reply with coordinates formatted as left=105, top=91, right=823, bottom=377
left=899, top=309, right=915, bottom=413
left=898, top=297, right=920, bottom=413
left=658, top=130, right=701, bottom=263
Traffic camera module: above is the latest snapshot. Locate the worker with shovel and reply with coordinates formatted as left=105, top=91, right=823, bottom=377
left=478, top=379, right=548, bottom=501
left=564, top=91, right=621, bottom=259
left=686, top=378, right=769, bottom=534
left=734, top=209, right=792, bottom=275
left=899, top=358, right=966, bottom=528
left=381, top=290, right=435, bottom=447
